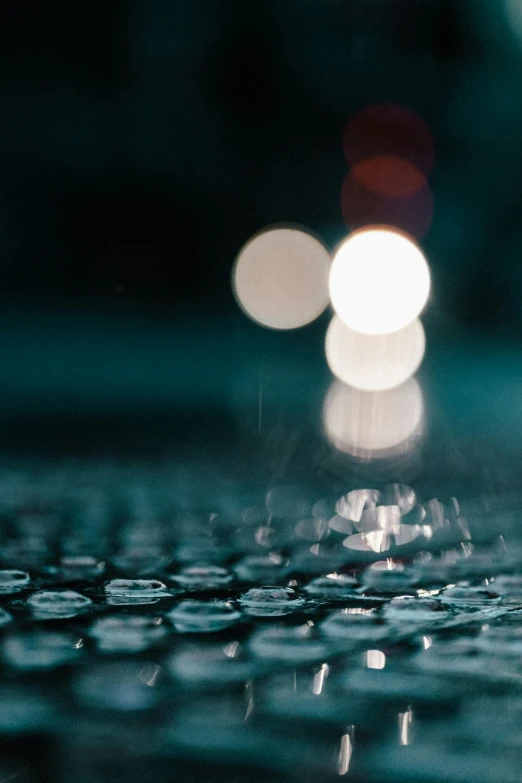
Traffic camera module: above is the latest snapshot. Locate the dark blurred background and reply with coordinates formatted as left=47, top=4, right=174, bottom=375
left=0, top=0, right=521, bottom=484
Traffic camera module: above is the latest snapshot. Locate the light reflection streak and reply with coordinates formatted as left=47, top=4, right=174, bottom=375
left=365, top=650, right=386, bottom=669
left=399, top=709, right=413, bottom=745
left=337, top=729, right=354, bottom=776
left=312, top=663, right=329, bottom=695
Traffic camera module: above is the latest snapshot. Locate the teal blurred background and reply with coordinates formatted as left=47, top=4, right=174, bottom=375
left=0, top=0, right=521, bottom=493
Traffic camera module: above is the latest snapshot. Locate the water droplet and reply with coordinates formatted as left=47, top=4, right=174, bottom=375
left=440, top=586, right=501, bottom=607
left=110, top=547, right=172, bottom=576
left=26, top=590, right=92, bottom=619
left=239, top=586, right=305, bottom=616
left=73, top=661, right=165, bottom=711
left=233, top=554, right=289, bottom=584
left=0, top=570, right=30, bottom=594
left=0, top=608, right=13, bottom=627
left=167, top=600, right=241, bottom=633
left=59, top=556, right=106, bottom=581
left=168, top=643, right=257, bottom=685
left=3, top=631, right=83, bottom=670
left=383, top=597, right=449, bottom=625
left=89, top=615, right=167, bottom=653
left=169, top=564, right=233, bottom=590
left=249, top=625, right=329, bottom=662
left=361, top=566, right=417, bottom=594
left=303, top=574, right=358, bottom=598
left=104, top=579, right=169, bottom=602
left=320, top=610, right=389, bottom=643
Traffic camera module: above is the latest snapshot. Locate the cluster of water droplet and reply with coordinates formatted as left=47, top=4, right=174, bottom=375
left=0, top=464, right=519, bottom=783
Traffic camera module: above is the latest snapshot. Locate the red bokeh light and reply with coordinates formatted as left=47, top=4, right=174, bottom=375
left=343, top=104, right=435, bottom=176
left=341, top=165, right=433, bottom=239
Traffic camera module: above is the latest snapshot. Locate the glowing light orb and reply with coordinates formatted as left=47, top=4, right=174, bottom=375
left=323, top=377, right=424, bottom=460
left=329, top=228, right=430, bottom=335
left=233, top=227, right=331, bottom=330
left=325, top=315, right=425, bottom=391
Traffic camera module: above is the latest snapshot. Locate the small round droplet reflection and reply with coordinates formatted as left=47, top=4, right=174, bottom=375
left=325, top=315, right=425, bottom=392
left=233, top=227, right=331, bottom=330
left=329, top=228, right=430, bottom=336
left=167, top=600, right=241, bottom=633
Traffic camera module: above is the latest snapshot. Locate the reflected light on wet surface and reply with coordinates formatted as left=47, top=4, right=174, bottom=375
left=323, top=377, right=425, bottom=460
left=364, top=650, right=386, bottom=669
left=312, top=663, right=329, bottom=695
left=399, top=709, right=413, bottom=745
left=232, top=227, right=331, bottom=329
left=325, top=314, right=425, bottom=391
left=329, top=228, right=430, bottom=335
left=337, top=730, right=354, bottom=776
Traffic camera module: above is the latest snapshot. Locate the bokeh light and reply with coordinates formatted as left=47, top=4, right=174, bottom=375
left=343, top=104, right=435, bottom=175
left=341, top=165, right=433, bottom=239
left=323, top=377, right=424, bottom=460
left=329, top=228, right=430, bottom=335
left=325, top=315, right=425, bottom=391
left=233, top=227, right=331, bottom=330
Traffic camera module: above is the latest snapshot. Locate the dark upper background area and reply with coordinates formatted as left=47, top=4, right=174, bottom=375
left=0, top=0, right=521, bottom=481
left=0, top=0, right=521, bottom=327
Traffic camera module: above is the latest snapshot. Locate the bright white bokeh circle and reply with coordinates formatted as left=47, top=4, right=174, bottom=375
left=233, top=227, right=331, bottom=330
left=329, top=228, right=430, bottom=335
left=325, top=314, right=425, bottom=391
left=323, top=377, right=424, bottom=459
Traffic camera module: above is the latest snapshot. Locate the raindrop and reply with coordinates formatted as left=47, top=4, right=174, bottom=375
left=0, top=570, right=30, bottom=594
left=170, top=564, right=233, bottom=590
left=167, top=600, right=241, bottom=633
left=89, top=615, right=167, bottom=653
left=3, top=631, right=83, bottom=670
left=249, top=625, right=329, bottom=662
left=239, top=586, right=305, bottom=616
left=26, top=590, right=92, bottom=619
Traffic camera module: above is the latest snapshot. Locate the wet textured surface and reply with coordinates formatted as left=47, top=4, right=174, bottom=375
left=0, top=464, right=521, bottom=782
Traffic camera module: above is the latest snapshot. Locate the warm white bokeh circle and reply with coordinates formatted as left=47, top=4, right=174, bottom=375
left=233, top=228, right=331, bottom=329
left=329, top=228, right=430, bottom=335
left=325, top=315, right=425, bottom=391
left=323, top=377, right=424, bottom=459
